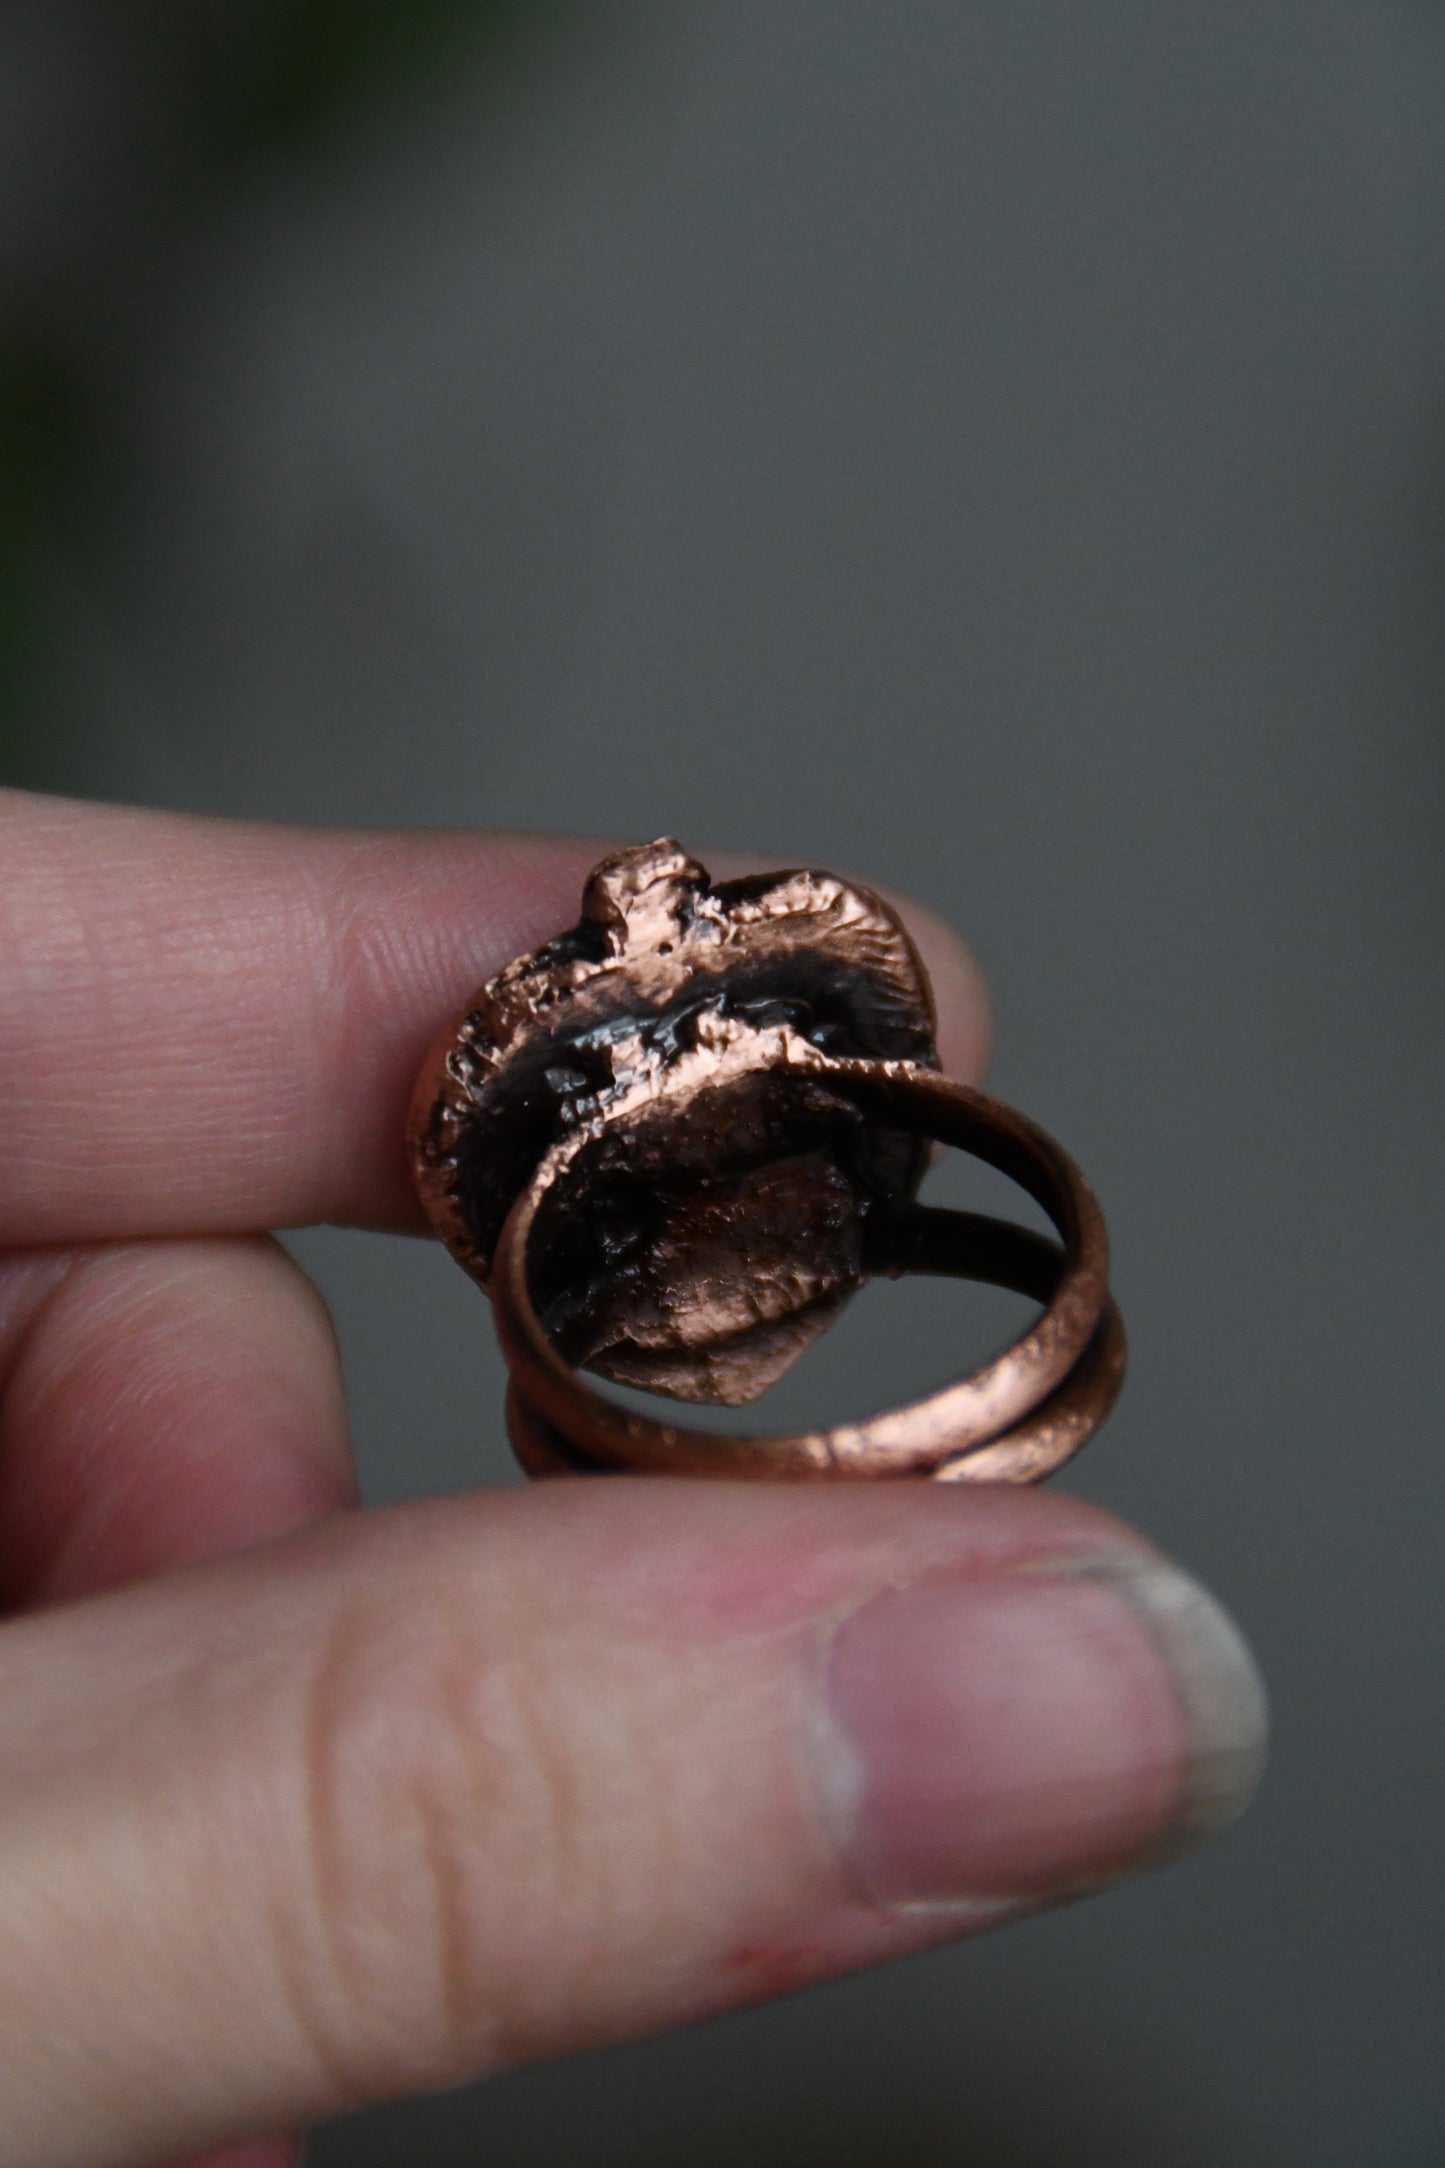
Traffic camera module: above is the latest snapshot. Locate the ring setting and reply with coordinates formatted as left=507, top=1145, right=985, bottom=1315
left=409, top=841, right=1124, bottom=1483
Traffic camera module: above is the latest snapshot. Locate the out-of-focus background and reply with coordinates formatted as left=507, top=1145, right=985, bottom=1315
left=4, top=4, right=1444, bottom=2162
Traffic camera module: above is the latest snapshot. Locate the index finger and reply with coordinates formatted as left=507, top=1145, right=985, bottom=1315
left=0, top=791, right=989, bottom=1244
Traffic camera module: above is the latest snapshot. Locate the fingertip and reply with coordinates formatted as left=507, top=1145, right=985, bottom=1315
left=881, top=889, right=992, bottom=1085
left=822, top=1545, right=1266, bottom=1908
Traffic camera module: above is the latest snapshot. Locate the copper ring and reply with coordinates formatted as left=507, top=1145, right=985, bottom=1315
left=492, top=1064, right=1124, bottom=1482
left=409, top=840, right=1125, bottom=1484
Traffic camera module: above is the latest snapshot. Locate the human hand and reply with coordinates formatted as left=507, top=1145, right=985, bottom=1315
left=0, top=791, right=1267, bottom=2168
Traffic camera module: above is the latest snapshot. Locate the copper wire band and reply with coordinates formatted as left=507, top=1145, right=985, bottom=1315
left=491, top=1061, right=1123, bottom=1484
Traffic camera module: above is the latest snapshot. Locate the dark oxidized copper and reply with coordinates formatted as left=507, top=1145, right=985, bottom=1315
left=409, top=841, right=1123, bottom=1482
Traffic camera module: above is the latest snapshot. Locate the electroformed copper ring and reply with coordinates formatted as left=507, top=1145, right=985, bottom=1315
left=409, top=840, right=1124, bottom=1485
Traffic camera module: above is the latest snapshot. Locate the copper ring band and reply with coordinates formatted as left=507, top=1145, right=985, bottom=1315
left=491, top=1059, right=1124, bottom=1484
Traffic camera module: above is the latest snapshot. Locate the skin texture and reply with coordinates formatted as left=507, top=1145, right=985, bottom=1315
left=0, top=792, right=1264, bottom=2168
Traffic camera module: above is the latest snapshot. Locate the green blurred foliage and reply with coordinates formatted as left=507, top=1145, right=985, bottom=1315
left=201, top=0, right=540, bottom=156
left=0, top=0, right=577, bottom=786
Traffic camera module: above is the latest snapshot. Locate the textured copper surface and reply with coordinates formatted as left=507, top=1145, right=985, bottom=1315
left=410, top=840, right=937, bottom=1404
left=409, top=840, right=1124, bottom=1481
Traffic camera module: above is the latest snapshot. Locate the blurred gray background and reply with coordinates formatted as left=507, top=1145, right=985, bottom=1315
left=4, top=2, right=1444, bottom=2162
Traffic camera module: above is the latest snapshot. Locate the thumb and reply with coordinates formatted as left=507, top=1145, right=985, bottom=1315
left=0, top=1480, right=1265, bottom=2167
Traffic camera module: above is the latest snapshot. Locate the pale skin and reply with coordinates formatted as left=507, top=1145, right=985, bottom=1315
left=0, top=790, right=1267, bottom=2168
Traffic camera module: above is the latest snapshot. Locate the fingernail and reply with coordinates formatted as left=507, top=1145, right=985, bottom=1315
left=820, top=1551, right=1267, bottom=1908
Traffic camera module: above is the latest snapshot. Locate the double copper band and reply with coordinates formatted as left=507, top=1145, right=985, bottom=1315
left=492, top=1059, right=1124, bottom=1485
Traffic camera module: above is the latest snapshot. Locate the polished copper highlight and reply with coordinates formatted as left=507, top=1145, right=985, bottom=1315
left=409, top=841, right=1124, bottom=1483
